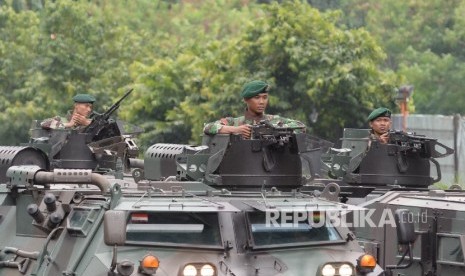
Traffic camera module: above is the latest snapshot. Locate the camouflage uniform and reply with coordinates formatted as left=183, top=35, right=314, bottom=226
left=203, top=113, right=306, bottom=135
left=368, top=131, right=379, bottom=141
left=40, top=111, right=71, bottom=130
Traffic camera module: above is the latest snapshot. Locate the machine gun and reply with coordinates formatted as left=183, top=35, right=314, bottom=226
left=84, top=88, right=133, bottom=143
left=248, top=120, right=306, bottom=174
left=388, top=130, right=453, bottom=158
left=251, top=120, right=301, bottom=147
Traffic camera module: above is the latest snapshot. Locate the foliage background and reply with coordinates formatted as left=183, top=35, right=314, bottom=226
left=1, top=0, right=460, bottom=149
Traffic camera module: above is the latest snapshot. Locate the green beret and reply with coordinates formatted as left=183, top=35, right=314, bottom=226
left=73, top=93, right=96, bottom=103
left=368, top=107, right=391, bottom=121
left=240, top=80, right=270, bottom=98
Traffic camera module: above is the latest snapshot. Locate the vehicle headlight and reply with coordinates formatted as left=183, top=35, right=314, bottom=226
left=321, top=264, right=336, bottom=276
left=339, top=264, right=353, bottom=276
left=183, top=264, right=198, bottom=276
left=200, top=264, right=215, bottom=276
left=318, top=262, right=355, bottom=276
left=180, top=263, right=217, bottom=276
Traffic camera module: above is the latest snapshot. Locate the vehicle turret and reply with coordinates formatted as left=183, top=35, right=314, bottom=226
left=134, top=121, right=324, bottom=190
left=321, top=128, right=454, bottom=188
left=25, top=119, right=140, bottom=171
left=0, top=90, right=141, bottom=180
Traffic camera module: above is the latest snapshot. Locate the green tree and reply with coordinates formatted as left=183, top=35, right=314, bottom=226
left=337, top=0, right=465, bottom=115
left=127, top=1, right=399, bottom=145
left=0, top=6, right=41, bottom=143
left=120, top=0, right=257, bottom=147
left=0, top=0, right=400, bottom=147
left=0, top=0, right=147, bottom=144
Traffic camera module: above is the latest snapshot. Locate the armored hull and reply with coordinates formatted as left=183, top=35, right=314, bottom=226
left=0, top=171, right=383, bottom=276
left=0, top=123, right=383, bottom=276
left=350, top=190, right=465, bottom=276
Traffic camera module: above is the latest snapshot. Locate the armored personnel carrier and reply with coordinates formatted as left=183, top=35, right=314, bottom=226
left=0, top=120, right=386, bottom=275
left=316, top=128, right=460, bottom=276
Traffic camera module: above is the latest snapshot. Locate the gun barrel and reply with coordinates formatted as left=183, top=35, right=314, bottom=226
left=82, top=88, right=133, bottom=138
left=102, top=88, right=134, bottom=118
left=114, top=88, right=133, bottom=108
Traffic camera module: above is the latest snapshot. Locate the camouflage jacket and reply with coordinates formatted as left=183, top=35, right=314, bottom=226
left=368, top=132, right=378, bottom=141
left=203, top=113, right=306, bottom=135
left=40, top=111, right=92, bottom=131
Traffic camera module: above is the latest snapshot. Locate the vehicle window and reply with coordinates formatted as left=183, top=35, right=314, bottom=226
left=246, top=211, right=342, bottom=248
left=438, top=236, right=464, bottom=263
left=125, top=212, right=222, bottom=247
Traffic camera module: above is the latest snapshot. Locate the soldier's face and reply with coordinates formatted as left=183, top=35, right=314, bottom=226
left=369, top=116, right=391, bottom=135
left=74, top=102, right=93, bottom=117
left=244, top=93, right=268, bottom=115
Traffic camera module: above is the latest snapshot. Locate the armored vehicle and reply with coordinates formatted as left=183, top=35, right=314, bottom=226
left=352, top=189, right=465, bottom=276
left=0, top=121, right=386, bottom=275
left=315, top=128, right=460, bottom=276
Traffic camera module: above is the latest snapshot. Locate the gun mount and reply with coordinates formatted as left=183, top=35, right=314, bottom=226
left=135, top=121, right=320, bottom=190
left=321, top=128, right=454, bottom=188
left=387, top=130, right=453, bottom=159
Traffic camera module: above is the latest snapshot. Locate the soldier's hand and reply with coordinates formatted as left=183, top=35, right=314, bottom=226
left=64, top=121, right=75, bottom=128
left=379, top=132, right=389, bottom=144
left=219, top=124, right=252, bottom=139
left=235, top=125, right=252, bottom=139
left=71, top=113, right=91, bottom=127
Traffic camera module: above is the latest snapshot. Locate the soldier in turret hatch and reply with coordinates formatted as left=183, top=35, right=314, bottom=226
left=40, top=93, right=96, bottom=131
left=367, top=107, right=392, bottom=144
left=203, top=80, right=306, bottom=139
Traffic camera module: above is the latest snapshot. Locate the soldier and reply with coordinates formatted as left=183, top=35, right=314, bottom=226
left=367, top=107, right=392, bottom=144
left=203, top=80, right=306, bottom=139
left=41, top=93, right=96, bottom=131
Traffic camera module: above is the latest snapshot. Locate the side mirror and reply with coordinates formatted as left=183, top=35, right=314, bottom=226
left=104, top=210, right=126, bottom=246
left=395, top=209, right=416, bottom=245
left=386, top=209, right=415, bottom=274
